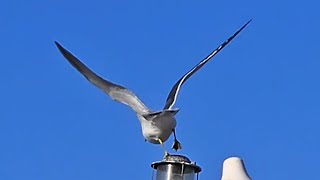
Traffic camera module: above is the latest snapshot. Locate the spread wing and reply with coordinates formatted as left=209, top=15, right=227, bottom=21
left=55, top=42, right=150, bottom=114
left=164, top=20, right=252, bottom=110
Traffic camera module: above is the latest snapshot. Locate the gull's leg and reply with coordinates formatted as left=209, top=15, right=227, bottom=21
left=172, top=129, right=182, bottom=151
left=158, top=138, right=169, bottom=157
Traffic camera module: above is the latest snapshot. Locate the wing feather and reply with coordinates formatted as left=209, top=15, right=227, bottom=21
left=164, top=20, right=252, bottom=110
left=55, top=42, right=150, bottom=114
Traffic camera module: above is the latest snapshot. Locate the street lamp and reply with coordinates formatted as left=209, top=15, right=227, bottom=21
left=151, top=154, right=201, bottom=180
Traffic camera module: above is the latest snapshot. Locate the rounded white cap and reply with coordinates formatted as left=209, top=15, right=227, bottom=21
left=221, top=157, right=251, bottom=180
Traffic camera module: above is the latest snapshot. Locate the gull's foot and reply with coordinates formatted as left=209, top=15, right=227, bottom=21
left=164, top=151, right=170, bottom=159
left=172, top=139, right=182, bottom=151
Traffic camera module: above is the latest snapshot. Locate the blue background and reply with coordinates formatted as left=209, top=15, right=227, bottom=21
left=1, top=0, right=319, bottom=179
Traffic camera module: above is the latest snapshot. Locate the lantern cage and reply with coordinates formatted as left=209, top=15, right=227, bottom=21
left=151, top=154, right=201, bottom=180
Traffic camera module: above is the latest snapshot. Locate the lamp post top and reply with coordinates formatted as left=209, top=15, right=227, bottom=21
left=151, top=154, right=202, bottom=173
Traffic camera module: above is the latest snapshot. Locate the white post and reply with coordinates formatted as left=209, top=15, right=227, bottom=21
left=221, top=157, right=251, bottom=180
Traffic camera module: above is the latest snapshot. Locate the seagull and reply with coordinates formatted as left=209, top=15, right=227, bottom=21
left=55, top=20, right=251, bottom=155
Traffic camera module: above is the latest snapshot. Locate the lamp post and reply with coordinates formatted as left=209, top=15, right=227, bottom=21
left=151, top=154, right=201, bottom=180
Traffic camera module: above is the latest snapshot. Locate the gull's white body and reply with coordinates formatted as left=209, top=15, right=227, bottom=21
left=54, top=20, right=251, bottom=151
left=138, top=112, right=177, bottom=144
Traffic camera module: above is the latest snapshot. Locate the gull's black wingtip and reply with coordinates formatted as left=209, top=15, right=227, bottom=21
left=54, top=41, right=63, bottom=50
left=54, top=41, right=69, bottom=56
left=238, top=19, right=252, bottom=32
left=244, top=19, right=253, bottom=27
left=246, top=19, right=253, bottom=25
left=231, top=19, right=252, bottom=38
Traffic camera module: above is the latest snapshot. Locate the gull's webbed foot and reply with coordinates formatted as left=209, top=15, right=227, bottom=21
left=172, top=128, right=182, bottom=151
left=172, top=139, right=182, bottom=151
left=164, top=151, right=170, bottom=159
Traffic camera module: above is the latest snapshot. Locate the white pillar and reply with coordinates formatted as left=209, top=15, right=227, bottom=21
left=221, top=157, right=251, bottom=180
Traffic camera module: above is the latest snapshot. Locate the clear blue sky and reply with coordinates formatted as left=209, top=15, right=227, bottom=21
left=1, top=0, right=319, bottom=179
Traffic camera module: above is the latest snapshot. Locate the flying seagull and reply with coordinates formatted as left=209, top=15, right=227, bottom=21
left=55, top=20, right=251, bottom=155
